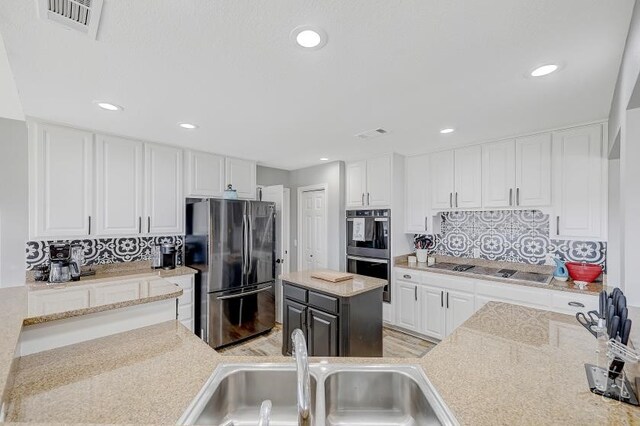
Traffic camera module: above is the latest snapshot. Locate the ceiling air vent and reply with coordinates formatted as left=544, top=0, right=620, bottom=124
left=37, top=0, right=104, bottom=39
left=355, top=128, right=389, bottom=140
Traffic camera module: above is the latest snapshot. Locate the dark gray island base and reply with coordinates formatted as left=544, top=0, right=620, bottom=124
left=280, top=270, right=386, bottom=357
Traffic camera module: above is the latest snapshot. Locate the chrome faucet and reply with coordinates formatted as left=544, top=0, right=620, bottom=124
left=291, top=329, right=311, bottom=425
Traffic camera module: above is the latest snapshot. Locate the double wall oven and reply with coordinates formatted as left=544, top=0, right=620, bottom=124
left=346, top=209, right=391, bottom=302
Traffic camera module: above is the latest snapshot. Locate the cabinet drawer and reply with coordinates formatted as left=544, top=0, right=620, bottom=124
left=284, top=283, right=307, bottom=303
left=178, top=303, right=192, bottom=321
left=394, top=268, right=421, bottom=283
left=308, top=291, right=339, bottom=314
left=475, top=281, right=547, bottom=308
left=550, top=292, right=598, bottom=315
left=166, top=274, right=194, bottom=290
left=29, top=288, right=91, bottom=316
left=178, top=289, right=193, bottom=306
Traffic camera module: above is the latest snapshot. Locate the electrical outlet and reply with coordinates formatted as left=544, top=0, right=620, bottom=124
left=472, top=248, right=481, bottom=258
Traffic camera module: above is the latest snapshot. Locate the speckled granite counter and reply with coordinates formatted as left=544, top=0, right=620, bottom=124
left=395, top=255, right=606, bottom=295
left=0, top=287, right=27, bottom=413
left=280, top=270, right=386, bottom=297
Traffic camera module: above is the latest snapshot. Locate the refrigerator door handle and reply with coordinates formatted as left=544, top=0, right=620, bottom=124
left=216, top=285, right=272, bottom=300
left=242, top=214, right=248, bottom=275
left=248, top=213, right=253, bottom=274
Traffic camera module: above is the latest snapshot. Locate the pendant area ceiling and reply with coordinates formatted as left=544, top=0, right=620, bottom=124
left=0, top=0, right=634, bottom=170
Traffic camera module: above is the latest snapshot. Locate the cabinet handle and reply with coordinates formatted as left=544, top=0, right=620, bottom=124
left=403, top=274, right=412, bottom=280
left=88, top=216, right=91, bottom=235
left=455, top=192, right=459, bottom=208
left=424, top=217, right=428, bottom=232
left=556, top=216, right=560, bottom=236
left=516, top=187, right=520, bottom=206
left=138, top=217, right=142, bottom=234
left=509, top=188, right=513, bottom=206
left=446, top=292, right=449, bottom=309
left=441, top=291, right=443, bottom=308
left=449, top=193, right=453, bottom=208
left=147, top=216, right=151, bottom=233
left=362, top=193, right=365, bottom=206
left=414, top=286, right=417, bottom=301
left=367, top=192, right=370, bottom=205
left=568, top=301, right=585, bottom=308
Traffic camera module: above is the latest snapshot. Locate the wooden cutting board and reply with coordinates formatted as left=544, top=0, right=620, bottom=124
left=310, top=271, right=354, bottom=283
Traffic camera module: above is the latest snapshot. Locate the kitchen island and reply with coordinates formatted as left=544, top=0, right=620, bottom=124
left=280, top=270, right=386, bottom=357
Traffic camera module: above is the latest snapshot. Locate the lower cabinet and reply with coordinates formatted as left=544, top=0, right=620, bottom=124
left=396, top=279, right=420, bottom=332
left=444, top=289, right=475, bottom=335
left=419, top=284, right=446, bottom=340
left=282, top=281, right=383, bottom=357
left=165, top=274, right=195, bottom=332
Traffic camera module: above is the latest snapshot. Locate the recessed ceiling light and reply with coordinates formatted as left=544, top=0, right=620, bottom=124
left=440, top=128, right=455, bottom=134
left=93, top=101, right=123, bottom=111
left=290, top=26, right=327, bottom=50
left=530, top=64, right=558, bottom=77
left=178, top=122, right=198, bottom=130
left=320, top=157, right=329, bottom=161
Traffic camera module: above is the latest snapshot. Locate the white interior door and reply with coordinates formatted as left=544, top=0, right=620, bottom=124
left=300, top=189, right=327, bottom=271
left=262, top=185, right=291, bottom=323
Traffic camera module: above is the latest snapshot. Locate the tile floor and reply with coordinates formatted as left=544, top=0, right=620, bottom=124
left=217, top=325, right=436, bottom=358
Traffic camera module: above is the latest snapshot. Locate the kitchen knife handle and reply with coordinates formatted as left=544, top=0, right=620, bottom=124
left=621, top=319, right=632, bottom=345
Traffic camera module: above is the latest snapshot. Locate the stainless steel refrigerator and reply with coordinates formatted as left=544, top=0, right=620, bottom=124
left=185, top=199, right=276, bottom=348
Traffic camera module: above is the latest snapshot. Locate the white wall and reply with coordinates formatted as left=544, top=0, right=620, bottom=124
left=607, top=158, right=621, bottom=288
left=0, top=117, right=28, bottom=287
left=289, top=162, right=345, bottom=272
left=257, top=165, right=290, bottom=188
left=0, top=33, right=23, bottom=121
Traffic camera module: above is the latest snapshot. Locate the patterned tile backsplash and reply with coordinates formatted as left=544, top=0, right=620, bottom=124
left=424, top=210, right=606, bottom=270
left=25, top=235, right=184, bottom=270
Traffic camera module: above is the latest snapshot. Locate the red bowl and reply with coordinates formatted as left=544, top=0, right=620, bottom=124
left=566, top=262, right=602, bottom=283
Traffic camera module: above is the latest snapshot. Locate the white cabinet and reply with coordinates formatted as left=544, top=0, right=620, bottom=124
left=444, top=289, right=475, bottom=335
left=430, top=147, right=481, bottom=210
left=225, top=157, right=257, bottom=199
left=95, top=135, right=144, bottom=235
left=430, top=151, right=455, bottom=210
left=515, top=134, right=551, bottom=207
left=406, top=155, right=430, bottom=233
left=29, top=287, right=91, bottom=316
left=345, top=156, right=391, bottom=208
left=454, top=146, right=482, bottom=209
left=91, top=279, right=143, bottom=306
left=144, top=144, right=184, bottom=234
left=165, top=274, right=195, bottom=332
left=29, top=122, right=93, bottom=239
left=185, top=151, right=225, bottom=198
left=552, top=124, right=605, bottom=240
left=482, top=140, right=516, bottom=208
left=396, top=278, right=420, bottom=332
left=419, top=284, right=446, bottom=340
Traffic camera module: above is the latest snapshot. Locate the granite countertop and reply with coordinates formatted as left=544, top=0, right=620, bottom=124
left=395, top=255, right=605, bottom=295
left=280, top=270, right=387, bottom=297
left=0, top=287, right=27, bottom=412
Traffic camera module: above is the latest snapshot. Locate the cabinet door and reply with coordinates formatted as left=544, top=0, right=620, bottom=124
left=29, top=122, right=93, bottom=239
left=406, top=155, right=430, bottom=233
left=284, top=299, right=307, bottom=354
left=186, top=150, right=225, bottom=197
left=515, top=134, right=551, bottom=207
left=396, top=280, right=419, bottom=332
left=29, top=288, right=91, bottom=316
left=307, top=308, right=339, bottom=357
left=482, top=140, right=515, bottom=208
left=454, top=146, right=482, bottom=209
left=366, top=156, right=391, bottom=206
left=430, top=150, right=455, bottom=210
left=144, top=143, right=184, bottom=234
left=91, top=280, right=143, bottom=306
left=95, top=135, right=144, bottom=236
left=419, top=285, right=446, bottom=340
left=225, top=157, right=257, bottom=199
left=552, top=125, right=604, bottom=239
left=346, top=161, right=367, bottom=207
left=445, top=289, right=475, bottom=336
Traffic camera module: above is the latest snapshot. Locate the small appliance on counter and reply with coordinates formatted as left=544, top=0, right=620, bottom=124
left=151, top=243, right=177, bottom=270
left=48, top=243, right=75, bottom=284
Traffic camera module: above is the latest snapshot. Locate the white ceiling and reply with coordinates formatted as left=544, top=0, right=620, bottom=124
left=0, top=0, right=634, bottom=170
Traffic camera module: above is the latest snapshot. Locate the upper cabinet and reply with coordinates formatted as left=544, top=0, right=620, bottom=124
left=144, top=144, right=184, bottom=234
left=345, top=156, right=391, bottom=208
left=29, top=122, right=93, bottom=239
left=430, top=147, right=481, bottom=210
left=95, top=135, right=144, bottom=235
left=481, top=134, right=551, bottom=208
left=185, top=151, right=225, bottom=198
left=406, top=154, right=430, bottom=233
left=552, top=124, right=606, bottom=240
left=225, top=157, right=257, bottom=199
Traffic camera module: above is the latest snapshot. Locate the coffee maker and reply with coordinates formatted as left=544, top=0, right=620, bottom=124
left=48, top=243, right=76, bottom=283
left=152, top=242, right=177, bottom=270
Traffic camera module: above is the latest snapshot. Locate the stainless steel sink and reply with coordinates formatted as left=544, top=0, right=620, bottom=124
left=179, top=364, right=317, bottom=425
left=178, top=364, right=457, bottom=426
left=324, top=369, right=445, bottom=426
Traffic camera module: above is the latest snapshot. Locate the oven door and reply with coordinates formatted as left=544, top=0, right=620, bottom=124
left=346, top=217, right=389, bottom=258
left=346, top=256, right=390, bottom=303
